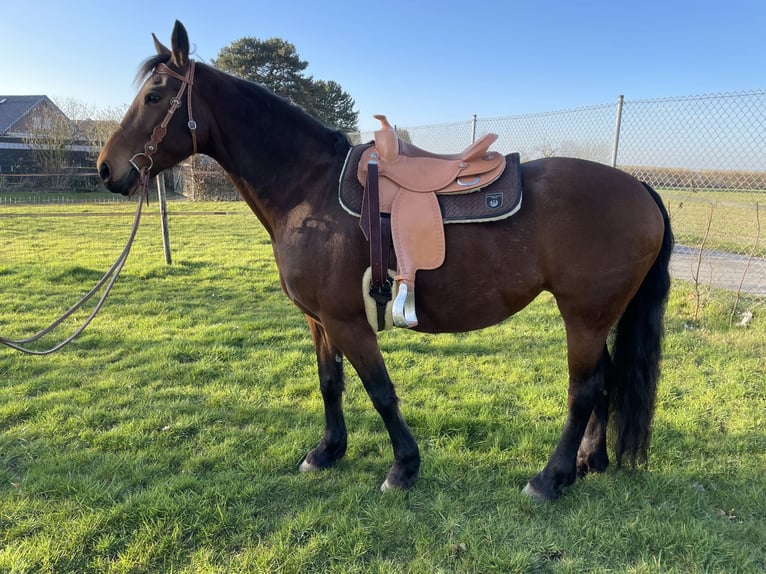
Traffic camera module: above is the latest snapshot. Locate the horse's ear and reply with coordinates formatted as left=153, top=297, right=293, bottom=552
left=153, top=33, right=171, bottom=56
left=170, top=20, right=190, bottom=68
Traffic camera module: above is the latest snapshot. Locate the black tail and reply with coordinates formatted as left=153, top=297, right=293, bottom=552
left=611, top=183, right=674, bottom=467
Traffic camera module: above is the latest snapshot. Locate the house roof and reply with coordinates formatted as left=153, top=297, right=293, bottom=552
left=0, top=95, right=55, bottom=135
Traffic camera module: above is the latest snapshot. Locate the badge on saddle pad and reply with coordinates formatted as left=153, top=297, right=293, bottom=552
left=485, top=192, right=504, bottom=209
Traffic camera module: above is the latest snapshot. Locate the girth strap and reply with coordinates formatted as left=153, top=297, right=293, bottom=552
left=363, top=161, right=393, bottom=331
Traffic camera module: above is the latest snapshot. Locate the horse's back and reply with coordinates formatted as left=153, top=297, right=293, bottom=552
left=521, top=157, right=665, bottom=267
left=522, top=157, right=662, bottom=227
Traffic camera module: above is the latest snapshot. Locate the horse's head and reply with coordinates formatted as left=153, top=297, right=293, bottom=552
left=98, top=21, right=201, bottom=195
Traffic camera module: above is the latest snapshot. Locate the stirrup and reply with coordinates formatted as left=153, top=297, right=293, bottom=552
left=392, top=283, right=418, bottom=328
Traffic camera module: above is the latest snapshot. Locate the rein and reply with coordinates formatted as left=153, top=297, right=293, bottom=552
left=0, top=61, right=197, bottom=355
left=0, top=186, right=147, bottom=355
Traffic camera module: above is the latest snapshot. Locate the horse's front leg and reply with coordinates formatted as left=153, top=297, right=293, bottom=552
left=523, top=330, right=608, bottom=501
left=324, top=317, right=420, bottom=491
left=299, top=316, right=348, bottom=471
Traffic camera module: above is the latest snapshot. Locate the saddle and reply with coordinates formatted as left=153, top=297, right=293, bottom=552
left=339, top=115, right=522, bottom=330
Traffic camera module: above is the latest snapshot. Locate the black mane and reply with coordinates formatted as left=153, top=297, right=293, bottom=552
left=133, top=55, right=350, bottom=149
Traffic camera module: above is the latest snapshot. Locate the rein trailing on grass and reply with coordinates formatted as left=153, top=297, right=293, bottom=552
left=0, top=184, right=148, bottom=356
left=1, top=62, right=195, bottom=355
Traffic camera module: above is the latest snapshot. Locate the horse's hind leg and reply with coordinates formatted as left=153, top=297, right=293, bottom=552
left=577, top=345, right=614, bottom=476
left=523, top=325, right=610, bottom=501
left=300, top=317, right=348, bottom=471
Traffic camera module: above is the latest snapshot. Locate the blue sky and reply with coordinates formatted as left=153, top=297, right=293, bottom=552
left=2, top=0, right=763, bottom=132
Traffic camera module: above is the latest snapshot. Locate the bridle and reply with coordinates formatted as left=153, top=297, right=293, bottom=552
left=129, top=59, right=198, bottom=192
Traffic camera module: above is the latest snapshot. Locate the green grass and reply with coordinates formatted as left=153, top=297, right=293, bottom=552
left=0, top=202, right=764, bottom=572
left=0, top=189, right=123, bottom=203
left=659, top=189, right=764, bottom=255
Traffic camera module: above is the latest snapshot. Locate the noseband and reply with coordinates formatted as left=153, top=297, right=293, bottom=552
left=129, top=60, right=197, bottom=189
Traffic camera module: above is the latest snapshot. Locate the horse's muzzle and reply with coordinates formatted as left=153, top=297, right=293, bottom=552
left=97, top=160, right=139, bottom=196
left=98, top=160, right=112, bottom=185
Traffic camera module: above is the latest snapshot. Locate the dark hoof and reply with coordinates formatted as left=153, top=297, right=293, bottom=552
left=299, top=441, right=346, bottom=472
left=380, top=462, right=419, bottom=492
left=576, top=451, right=609, bottom=477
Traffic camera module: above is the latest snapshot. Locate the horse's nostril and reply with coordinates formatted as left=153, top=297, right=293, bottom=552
left=98, top=162, right=111, bottom=183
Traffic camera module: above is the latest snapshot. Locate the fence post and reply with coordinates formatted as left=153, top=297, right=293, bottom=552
left=471, top=114, right=477, bottom=143
left=611, top=95, right=624, bottom=167
left=156, top=174, right=172, bottom=265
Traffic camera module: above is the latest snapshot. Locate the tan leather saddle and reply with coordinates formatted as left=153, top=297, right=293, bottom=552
left=340, top=115, right=521, bottom=330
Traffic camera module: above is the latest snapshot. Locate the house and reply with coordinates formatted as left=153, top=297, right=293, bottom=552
left=0, top=95, right=63, bottom=135
left=0, top=95, right=94, bottom=174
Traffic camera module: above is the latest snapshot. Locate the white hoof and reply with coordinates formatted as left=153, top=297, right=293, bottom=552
left=299, top=459, right=320, bottom=473
left=380, top=478, right=396, bottom=492
left=522, top=481, right=548, bottom=502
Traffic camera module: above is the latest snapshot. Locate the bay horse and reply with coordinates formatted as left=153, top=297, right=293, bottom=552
left=97, top=21, right=673, bottom=501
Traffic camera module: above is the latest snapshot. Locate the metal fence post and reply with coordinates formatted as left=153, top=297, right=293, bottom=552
left=156, top=174, right=172, bottom=265
left=471, top=114, right=477, bottom=143
left=611, top=95, right=624, bottom=167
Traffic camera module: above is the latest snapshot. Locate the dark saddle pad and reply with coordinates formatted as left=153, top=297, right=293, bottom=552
left=338, top=144, right=522, bottom=223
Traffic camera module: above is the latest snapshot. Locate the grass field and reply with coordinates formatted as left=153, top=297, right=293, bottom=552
left=661, top=190, right=764, bottom=256
left=0, top=200, right=764, bottom=572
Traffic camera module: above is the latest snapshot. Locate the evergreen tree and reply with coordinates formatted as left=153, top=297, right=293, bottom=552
left=212, top=37, right=359, bottom=131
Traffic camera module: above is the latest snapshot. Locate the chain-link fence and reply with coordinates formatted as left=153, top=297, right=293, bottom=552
left=358, top=90, right=766, bottom=189
left=356, top=90, right=766, bottom=309
left=620, top=92, right=766, bottom=192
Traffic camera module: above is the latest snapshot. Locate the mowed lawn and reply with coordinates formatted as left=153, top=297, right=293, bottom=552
left=0, top=201, right=764, bottom=573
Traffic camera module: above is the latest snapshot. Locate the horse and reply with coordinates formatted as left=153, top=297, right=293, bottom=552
left=97, top=20, right=673, bottom=501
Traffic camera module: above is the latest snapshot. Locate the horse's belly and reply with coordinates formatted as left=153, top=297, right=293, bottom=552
left=410, top=223, right=543, bottom=333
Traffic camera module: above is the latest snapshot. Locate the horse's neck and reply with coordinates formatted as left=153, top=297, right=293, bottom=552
left=199, top=68, right=348, bottom=235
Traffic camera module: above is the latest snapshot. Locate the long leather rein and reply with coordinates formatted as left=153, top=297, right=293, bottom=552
left=0, top=194, right=147, bottom=355
left=0, top=60, right=197, bottom=355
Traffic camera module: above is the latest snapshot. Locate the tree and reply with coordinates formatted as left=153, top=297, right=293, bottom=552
left=21, top=99, right=76, bottom=180
left=77, top=104, right=126, bottom=157
left=21, top=98, right=124, bottom=188
left=212, top=37, right=359, bottom=131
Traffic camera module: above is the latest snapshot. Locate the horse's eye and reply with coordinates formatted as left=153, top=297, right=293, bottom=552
left=145, top=93, right=162, bottom=105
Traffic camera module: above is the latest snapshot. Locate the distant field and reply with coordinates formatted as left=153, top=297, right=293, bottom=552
left=658, top=189, right=764, bottom=256
left=0, top=188, right=173, bottom=204
left=660, top=188, right=765, bottom=206
left=622, top=165, right=766, bottom=194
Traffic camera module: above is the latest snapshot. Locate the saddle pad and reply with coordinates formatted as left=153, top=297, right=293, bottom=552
left=339, top=144, right=522, bottom=223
